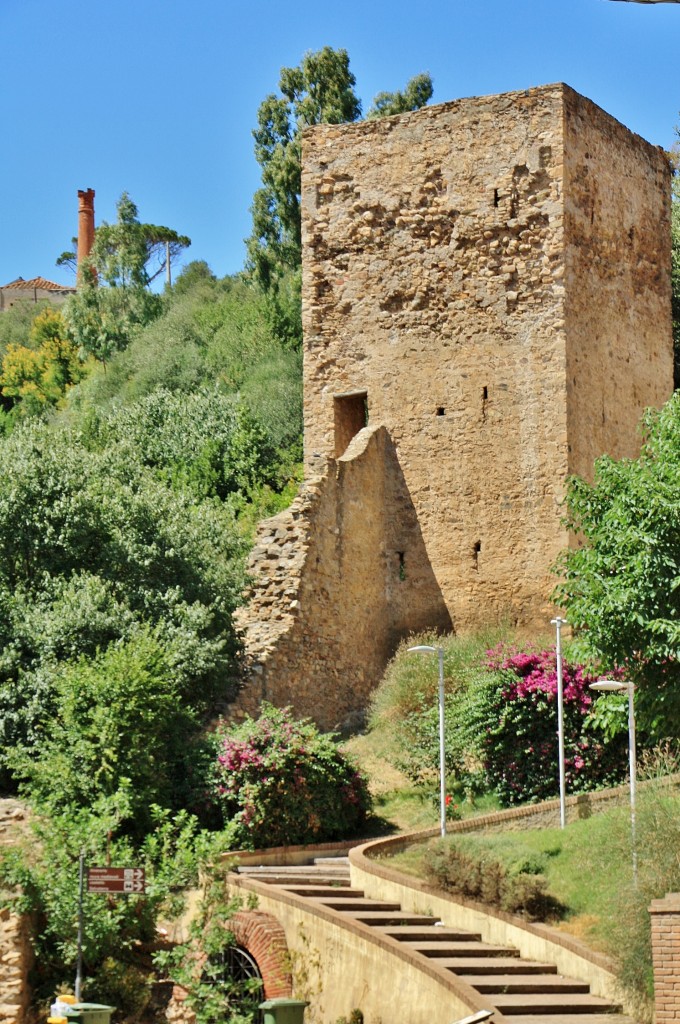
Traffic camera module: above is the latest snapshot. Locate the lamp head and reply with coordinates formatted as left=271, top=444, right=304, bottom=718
left=589, top=679, right=631, bottom=693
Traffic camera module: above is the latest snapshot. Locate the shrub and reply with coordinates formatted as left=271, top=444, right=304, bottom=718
left=368, top=628, right=511, bottom=793
left=424, top=841, right=564, bottom=922
left=0, top=803, right=211, bottom=1015
left=211, top=704, right=371, bottom=848
left=9, top=631, right=207, bottom=833
left=474, top=645, right=628, bottom=805
left=370, top=636, right=628, bottom=807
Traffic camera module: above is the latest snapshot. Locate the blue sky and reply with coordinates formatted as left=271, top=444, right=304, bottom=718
left=2, top=0, right=679, bottom=288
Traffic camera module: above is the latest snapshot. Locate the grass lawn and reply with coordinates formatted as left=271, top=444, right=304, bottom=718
left=346, top=722, right=646, bottom=950
left=344, top=727, right=501, bottom=835
left=386, top=802, right=642, bottom=950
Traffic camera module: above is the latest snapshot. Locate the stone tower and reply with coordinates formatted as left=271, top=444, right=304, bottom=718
left=234, top=83, right=673, bottom=730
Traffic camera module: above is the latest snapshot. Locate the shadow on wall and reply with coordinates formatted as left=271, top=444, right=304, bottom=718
left=233, top=424, right=452, bottom=732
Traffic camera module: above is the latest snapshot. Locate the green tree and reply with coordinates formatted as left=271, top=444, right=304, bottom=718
left=246, top=48, right=433, bottom=346
left=671, top=177, right=680, bottom=388
left=554, top=393, right=680, bottom=742
left=12, top=631, right=198, bottom=828
left=366, top=72, right=434, bottom=119
left=63, top=193, right=190, bottom=364
left=247, top=48, right=361, bottom=294
left=0, top=418, right=247, bottom=785
left=1, top=308, right=87, bottom=415
left=0, top=800, right=215, bottom=1013
left=57, top=192, right=190, bottom=286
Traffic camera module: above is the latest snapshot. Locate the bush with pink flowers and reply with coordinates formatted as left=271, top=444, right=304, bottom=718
left=475, top=644, right=627, bottom=805
left=211, top=704, right=371, bottom=848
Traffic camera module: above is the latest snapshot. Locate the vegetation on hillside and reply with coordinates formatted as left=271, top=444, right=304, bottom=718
left=555, top=393, right=680, bottom=744
left=0, top=47, right=423, bottom=1013
left=4, top=42, right=680, bottom=1021
left=368, top=631, right=628, bottom=807
left=386, top=766, right=680, bottom=1023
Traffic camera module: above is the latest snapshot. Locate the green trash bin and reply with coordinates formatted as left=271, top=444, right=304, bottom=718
left=70, top=1004, right=115, bottom=1024
left=259, top=997, right=308, bottom=1024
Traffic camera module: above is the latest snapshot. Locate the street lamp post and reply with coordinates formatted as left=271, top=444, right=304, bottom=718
left=551, top=617, right=568, bottom=829
left=589, top=679, right=637, bottom=883
left=408, top=644, right=447, bottom=837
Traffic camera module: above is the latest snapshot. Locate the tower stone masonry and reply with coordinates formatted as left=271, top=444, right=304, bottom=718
left=233, top=83, right=673, bottom=731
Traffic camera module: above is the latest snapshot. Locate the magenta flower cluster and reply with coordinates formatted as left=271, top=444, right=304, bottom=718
left=211, top=704, right=371, bottom=849
left=485, top=644, right=596, bottom=712
left=480, top=644, right=626, bottom=805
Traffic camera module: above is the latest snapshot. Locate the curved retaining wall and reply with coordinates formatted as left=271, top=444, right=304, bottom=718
left=228, top=870, right=503, bottom=1024
left=349, top=838, right=621, bottom=1007
left=346, top=780, right=680, bottom=1017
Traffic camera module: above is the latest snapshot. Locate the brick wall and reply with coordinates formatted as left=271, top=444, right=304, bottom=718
left=650, top=893, right=680, bottom=1024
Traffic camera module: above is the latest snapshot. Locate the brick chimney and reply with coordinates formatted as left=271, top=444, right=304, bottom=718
left=77, top=188, right=96, bottom=278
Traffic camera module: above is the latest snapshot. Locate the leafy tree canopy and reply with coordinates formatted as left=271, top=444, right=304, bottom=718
left=0, top=414, right=248, bottom=793
left=554, top=394, right=680, bottom=741
left=366, top=72, right=434, bottom=119
left=57, top=191, right=190, bottom=286
left=1, top=308, right=87, bottom=418
left=246, top=47, right=433, bottom=346
left=62, top=193, right=190, bottom=365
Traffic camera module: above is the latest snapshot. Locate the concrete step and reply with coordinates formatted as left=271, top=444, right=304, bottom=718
left=237, top=872, right=350, bottom=886
left=416, top=946, right=525, bottom=964
left=405, top=942, right=521, bottom=960
left=313, top=856, right=350, bottom=865
left=461, top=975, right=590, bottom=995
left=352, top=911, right=442, bottom=926
left=432, top=958, right=556, bottom=975
left=491, top=994, right=621, bottom=1015
left=237, top=865, right=350, bottom=878
left=321, top=897, right=403, bottom=912
left=379, top=926, right=483, bottom=943
left=280, top=885, right=362, bottom=898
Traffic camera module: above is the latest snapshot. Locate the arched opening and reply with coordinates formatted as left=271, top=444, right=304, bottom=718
left=202, top=944, right=264, bottom=1023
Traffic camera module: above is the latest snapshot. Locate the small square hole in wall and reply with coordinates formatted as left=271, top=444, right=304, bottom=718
left=436, top=407, right=445, bottom=417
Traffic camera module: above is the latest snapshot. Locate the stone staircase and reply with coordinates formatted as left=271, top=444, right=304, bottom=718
left=237, top=858, right=636, bottom=1024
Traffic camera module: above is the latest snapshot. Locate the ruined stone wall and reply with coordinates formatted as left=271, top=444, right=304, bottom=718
left=563, top=88, right=673, bottom=483
left=0, top=801, right=31, bottom=1024
left=234, top=426, right=450, bottom=730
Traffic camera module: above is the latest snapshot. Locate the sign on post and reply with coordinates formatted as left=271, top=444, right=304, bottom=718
left=87, top=866, right=146, bottom=894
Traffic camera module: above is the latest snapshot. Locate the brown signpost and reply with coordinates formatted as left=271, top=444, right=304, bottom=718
left=87, top=867, right=146, bottom=894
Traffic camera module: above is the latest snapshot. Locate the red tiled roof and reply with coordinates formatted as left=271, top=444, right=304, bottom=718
left=0, top=277, right=75, bottom=292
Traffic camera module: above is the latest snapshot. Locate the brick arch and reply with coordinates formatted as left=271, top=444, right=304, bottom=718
left=229, top=910, right=292, bottom=999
